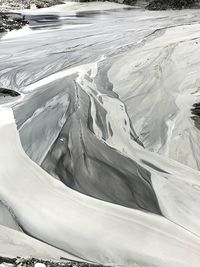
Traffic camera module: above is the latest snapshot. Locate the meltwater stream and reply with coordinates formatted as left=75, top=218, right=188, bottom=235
left=1, top=4, right=200, bottom=267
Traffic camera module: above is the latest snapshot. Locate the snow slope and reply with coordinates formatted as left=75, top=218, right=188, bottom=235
left=0, top=201, right=21, bottom=232
left=26, top=1, right=129, bottom=13
left=0, top=225, right=80, bottom=261
left=109, top=23, right=200, bottom=170
left=1, top=5, right=200, bottom=267
left=0, top=108, right=200, bottom=267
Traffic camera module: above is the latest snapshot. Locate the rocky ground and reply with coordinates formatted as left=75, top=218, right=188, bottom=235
left=1, top=0, right=199, bottom=34
left=0, top=0, right=200, bottom=12
left=0, top=0, right=65, bottom=33
left=0, top=12, right=28, bottom=33
left=0, top=256, right=103, bottom=267
left=0, top=0, right=64, bottom=12
left=147, top=0, right=200, bottom=9
left=79, top=0, right=200, bottom=9
left=191, top=102, right=200, bottom=130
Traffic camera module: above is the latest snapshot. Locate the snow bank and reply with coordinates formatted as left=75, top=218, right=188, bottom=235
left=0, top=225, right=80, bottom=261
left=0, top=108, right=200, bottom=266
left=34, top=1, right=129, bottom=13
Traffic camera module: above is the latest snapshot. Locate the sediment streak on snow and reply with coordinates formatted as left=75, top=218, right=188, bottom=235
left=109, top=23, right=200, bottom=170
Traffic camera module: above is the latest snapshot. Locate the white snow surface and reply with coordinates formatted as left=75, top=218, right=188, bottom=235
left=109, top=23, right=200, bottom=170
left=0, top=224, right=80, bottom=261
left=25, top=1, right=129, bottom=13
left=1, top=4, right=200, bottom=267
left=0, top=202, right=21, bottom=231
left=34, top=264, right=46, bottom=267
left=0, top=108, right=200, bottom=266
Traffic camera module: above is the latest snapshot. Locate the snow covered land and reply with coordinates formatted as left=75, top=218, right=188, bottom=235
left=1, top=1, right=200, bottom=267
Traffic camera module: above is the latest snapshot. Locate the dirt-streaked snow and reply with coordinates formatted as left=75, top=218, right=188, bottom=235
left=109, top=23, right=200, bottom=170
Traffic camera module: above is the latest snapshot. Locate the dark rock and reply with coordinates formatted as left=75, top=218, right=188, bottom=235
left=122, top=0, right=137, bottom=5
left=0, top=0, right=66, bottom=33
left=0, top=256, right=107, bottom=267
left=0, top=88, right=20, bottom=97
left=0, top=0, right=64, bottom=12
left=147, top=0, right=198, bottom=10
left=34, top=0, right=64, bottom=9
left=191, top=102, right=200, bottom=129
left=79, top=0, right=137, bottom=5
left=0, top=256, right=17, bottom=264
left=0, top=12, right=28, bottom=32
